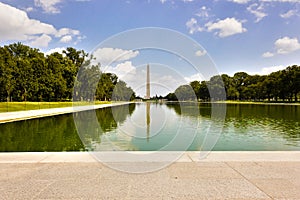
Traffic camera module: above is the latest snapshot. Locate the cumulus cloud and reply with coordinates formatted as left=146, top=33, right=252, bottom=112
left=280, top=10, right=297, bottom=18
left=56, top=28, right=80, bottom=37
left=93, top=48, right=139, bottom=66
left=106, top=61, right=137, bottom=80
left=0, top=2, right=81, bottom=47
left=0, top=2, right=56, bottom=41
left=30, top=34, right=52, bottom=47
left=262, top=52, right=274, bottom=58
left=262, top=36, right=300, bottom=57
left=25, top=7, right=34, bottom=12
left=260, top=0, right=300, bottom=2
left=247, top=3, right=267, bottom=22
left=233, top=65, right=286, bottom=76
left=34, top=0, right=62, bottom=14
left=45, top=47, right=66, bottom=55
left=229, top=0, right=251, bottom=3
left=205, top=18, right=247, bottom=37
left=186, top=18, right=203, bottom=34
left=260, top=65, right=285, bottom=75
left=60, top=35, right=72, bottom=43
left=184, top=73, right=204, bottom=83
left=275, top=37, right=300, bottom=54
left=195, top=50, right=207, bottom=57
left=195, top=6, right=211, bottom=19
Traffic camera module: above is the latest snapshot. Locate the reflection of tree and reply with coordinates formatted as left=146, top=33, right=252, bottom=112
left=74, top=104, right=136, bottom=150
left=0, top=115, right=84, bottom=152
left=0, top=104, right=136, bottom=152
left=223, top=104, right=300, bottom=144
left=165, top=102, right=300, bottom=145
left=166, top=102, right=202, bottom=118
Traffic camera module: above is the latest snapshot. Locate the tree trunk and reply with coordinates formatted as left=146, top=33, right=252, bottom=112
left=7, top=91, right=11, bottom=102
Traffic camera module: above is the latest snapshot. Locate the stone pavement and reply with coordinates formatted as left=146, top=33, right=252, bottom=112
left=0, top=152, right=300, bottom=199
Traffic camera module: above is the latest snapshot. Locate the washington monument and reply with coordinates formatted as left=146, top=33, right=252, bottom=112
left=145, top=64, right=150, bottom=99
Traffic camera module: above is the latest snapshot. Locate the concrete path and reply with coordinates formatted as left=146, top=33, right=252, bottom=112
left=0, top=152, right=300, bottom=199
left=0, top=102, right=132, bottom=123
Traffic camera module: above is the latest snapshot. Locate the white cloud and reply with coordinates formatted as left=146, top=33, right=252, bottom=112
left=93, top=48, right=139, bottom=66
left=195, top=50, right=207, bottom=57
left=160, top=0, right=167, bottom=3
left=263, top=37, right=300, bottom=57
left=275, top=37, right=300, bottom=54
left=262, top=51, right=274, bottom=58
left=261, top=65, right=285, bottom=75
left=30, top=34, right=52, bottom=47
left=184, top=73, right=204, bottom=83
left=0, top=2, right=81, bottom=48
left=186, top=18, right=203, bottom=34
left=110, top=61, right=137, bottom=78
left=229, top=0, right=251, bottom=4
left=25, top=7, right=34, bottom=12
left=280, top=10, right=297, bottom=18
left=34, top=0, right=62, bottom=14
left=205, top=18, right=247, bottom=37
left=56, top=28, right=80, bottom=37
left=115, top=61, right=136, bottom=74
left=0, top=2, right=56, bottom=41
left=247, top=3, right=267, bottom=22
left=59, top=35, right=72, bottom=43
left=195, top=6, right=211, bottom=19
left=45, top=47, right=66, bottom=55
left=260, top=0, right=300, bottom=2
left=232, top=65, right=286, bottom=76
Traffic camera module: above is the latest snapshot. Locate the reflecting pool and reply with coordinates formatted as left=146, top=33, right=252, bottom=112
left=0, top=102, right=299, bottom=151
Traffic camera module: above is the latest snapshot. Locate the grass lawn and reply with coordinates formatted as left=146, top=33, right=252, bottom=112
left=0, top=101, right=110, bottom=113
left=217, top=100, right=300, bottom=105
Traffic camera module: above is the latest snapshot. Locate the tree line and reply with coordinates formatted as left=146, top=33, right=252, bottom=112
left=165, top=65, right=300, bottom=102
left=0, top=43, right=135, bottom=102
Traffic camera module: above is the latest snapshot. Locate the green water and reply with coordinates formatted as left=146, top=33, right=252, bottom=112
left=0, top=103, right=299, bottom=151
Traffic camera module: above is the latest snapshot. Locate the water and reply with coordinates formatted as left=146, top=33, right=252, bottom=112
left=0, top=103, right=299, bottom=151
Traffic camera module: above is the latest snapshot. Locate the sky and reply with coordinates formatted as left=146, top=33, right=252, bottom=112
left=0, top=0, right=300, bottom=96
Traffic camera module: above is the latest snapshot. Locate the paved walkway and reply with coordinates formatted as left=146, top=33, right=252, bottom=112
left=0, top=102, right=132, bottom=123
left=0, top=152, right=300, bottom=199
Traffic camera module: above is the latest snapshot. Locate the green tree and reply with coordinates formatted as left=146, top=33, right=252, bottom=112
left=174, top=85, right=196, bottom=101
left=190, top=81, right=201, bottom=100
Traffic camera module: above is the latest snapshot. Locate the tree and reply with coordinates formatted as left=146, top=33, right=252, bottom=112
left=190, top=81, right=201, bottom=100
left=0, top=46, right=16, bottom=102
left=63, top=47, right=87, bottom=69
left=199, top=81, right=210, bottom=101
left=207, top=75, right=226, bottom=101
left=112, top=80, right=135, bottom=101
left=174, top=85, right=196, bottom=101
left=233, top=72, right=249, bottom=100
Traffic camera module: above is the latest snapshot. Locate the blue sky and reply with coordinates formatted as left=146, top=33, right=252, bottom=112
left=0, top=0, right=300, bottom=96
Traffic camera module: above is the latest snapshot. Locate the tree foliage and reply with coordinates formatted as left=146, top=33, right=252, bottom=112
left=165, top=65, right=300, bottom=102
left=0, top=43, right=135, bottom=102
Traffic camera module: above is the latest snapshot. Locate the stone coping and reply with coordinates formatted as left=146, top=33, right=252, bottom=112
left=0, top=151, right=300, bottom=163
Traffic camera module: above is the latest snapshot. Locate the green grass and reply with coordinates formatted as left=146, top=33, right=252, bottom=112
left=216, top=100, right=300, bottom=105
left=0, top=101, right=110, bottom=113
